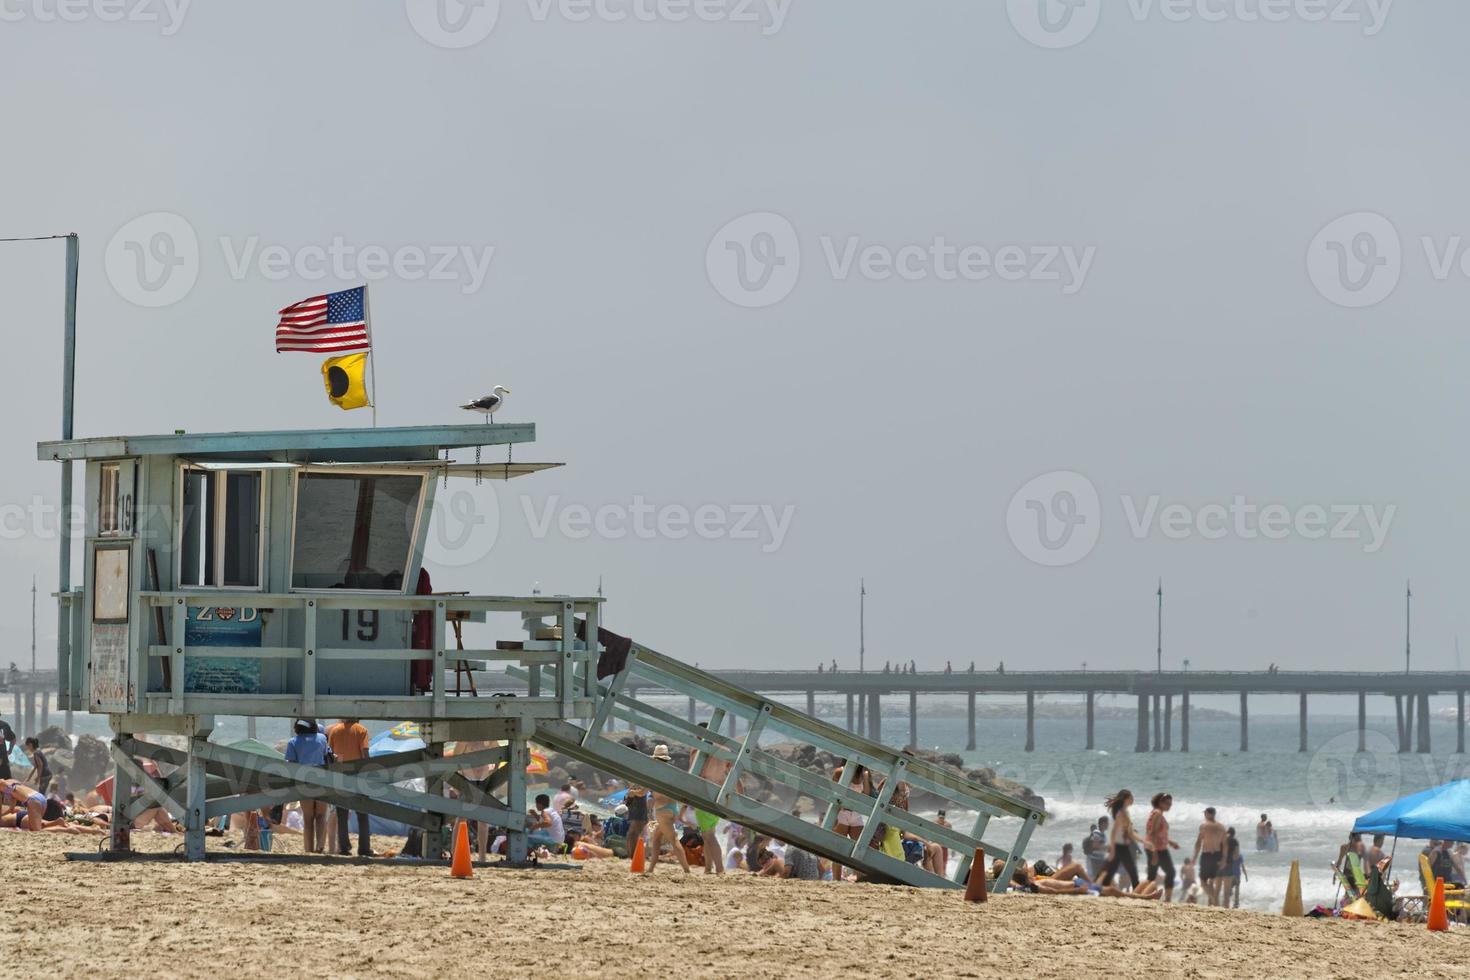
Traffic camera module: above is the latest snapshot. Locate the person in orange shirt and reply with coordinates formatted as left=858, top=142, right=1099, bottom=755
left=326, top=718, right=372, bottom=856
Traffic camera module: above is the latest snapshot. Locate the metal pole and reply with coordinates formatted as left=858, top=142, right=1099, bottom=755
left=859, top=579, right=865, bottom=675
left=1405, top=580, right=1412, bottom=673
left=1156, top=579, right=1163, bottom=673
left=363, top=284, right=379, bottom=428
left=58, top=234, right=78, bottom=708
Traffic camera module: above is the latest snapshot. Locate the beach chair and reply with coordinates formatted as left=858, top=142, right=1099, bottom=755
left=1417, top=854, right=1470, bottom=922
left=1330, top=853, right=1368, bottom=905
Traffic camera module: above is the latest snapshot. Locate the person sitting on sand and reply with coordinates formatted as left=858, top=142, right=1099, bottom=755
left=527, top=793, right=566, bottom=851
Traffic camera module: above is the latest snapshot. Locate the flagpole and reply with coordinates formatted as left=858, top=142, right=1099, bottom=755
left=363, top=283, right=378, bottom=428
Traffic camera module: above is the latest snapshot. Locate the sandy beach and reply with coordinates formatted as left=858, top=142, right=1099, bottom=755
left=2, top=831, right=1462, bottom=979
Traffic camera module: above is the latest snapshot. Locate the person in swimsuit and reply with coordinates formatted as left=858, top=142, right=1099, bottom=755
left=831, top=763, right=873, bottom=882
left=691, top=722, right=741, bottom=874
left=643, top=745, right=690, bottom=875
left=1192, top=806, right=1229, bottom=906
left=1, top=778, right=47, bottom=831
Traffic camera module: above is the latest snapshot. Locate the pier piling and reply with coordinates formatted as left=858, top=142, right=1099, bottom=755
left=909, top=690, right=919, bottom=750
left=1299, top=692, right=1308, bottom=753
left=966, top=691, right=976, bottom=751
left=846, top=692, right=855, bottom=733
left=1395, top=695, right=1406, bottom=753
left=1417, top=692, right=1431, bottom=754
left=1164, top=694, right=1172, bottom=751
left=1135, top=695, right=1149, bottom=753
left=1239, top=692, right=1248, bottom=752
left=1152, top=694, right=1162, bottom=752
left=806, top=690, right=816, bottom=719
left=1180, top=692, right=1189, bottom=753
left=1024, top=691, right=1035, bottom=753
left=868, top=692, right=881, bottom=743
left=1085, top=690, right=1095, bottom=750
left=1459, top=690, right=1466, bottom=755
left=1358, top=691, right=1366, bottom=753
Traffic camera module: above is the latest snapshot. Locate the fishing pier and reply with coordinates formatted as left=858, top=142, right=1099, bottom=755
left=618, top=669, right=1470, bottom=756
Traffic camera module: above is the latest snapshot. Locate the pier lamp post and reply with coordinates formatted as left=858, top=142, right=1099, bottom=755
left=1183, top=659, right=1190, bottom=673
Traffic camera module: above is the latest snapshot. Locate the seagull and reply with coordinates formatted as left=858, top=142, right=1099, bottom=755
left=461, top=385, right=510, bottom=423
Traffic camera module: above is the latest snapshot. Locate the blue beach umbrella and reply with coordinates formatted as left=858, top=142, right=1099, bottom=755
left=1353, top=780, right=1470, bottom=843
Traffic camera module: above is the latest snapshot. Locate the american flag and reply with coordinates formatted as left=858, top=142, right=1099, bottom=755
left=275, top=285, right=371, bottom=353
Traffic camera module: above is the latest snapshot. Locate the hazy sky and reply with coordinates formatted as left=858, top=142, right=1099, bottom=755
left=3, top=1, right=1468, bottom=682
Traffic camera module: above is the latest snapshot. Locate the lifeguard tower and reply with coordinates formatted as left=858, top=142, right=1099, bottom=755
left=36, top=238, right=1046, bottom=886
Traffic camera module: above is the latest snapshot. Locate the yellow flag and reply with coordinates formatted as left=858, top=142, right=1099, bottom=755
left=321, top=353, right=370, bottom=410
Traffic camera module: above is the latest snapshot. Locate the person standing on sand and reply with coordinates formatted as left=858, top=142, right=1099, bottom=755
left=0, top=716, right=15, bottom=780
left=1099, top=790, right=1142, bottom=891
left=285, top=719, right=330, bottom=853
left=1177, top=856, right=1196, bottom=901
left=23, top=737, right=51, bottom=794
left=1145, top=793, right=1181, bottom=902
left=643, top=745, right=690, bottom=875
left=623, top=780, right=650, bottom=868
left=1192, top=807, right=1229, bottom=906
left=326, top=718, right=372, bottom=856
left=1220, top=828, right=1247, bottom=908
left=935, top=809, right=952, bottom=872
left=831, top=762, right=874, bottom=883
left=691, top=721, right=740, bottom=874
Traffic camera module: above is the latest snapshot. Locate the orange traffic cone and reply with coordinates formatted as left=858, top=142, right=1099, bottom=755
left=1428, top=876, right=1449, bottom=932
left=630, top=835, right=646, bottom=874
left=450, top=820, right=473, bottom=879
left=964, top=847, right=988, bottom=904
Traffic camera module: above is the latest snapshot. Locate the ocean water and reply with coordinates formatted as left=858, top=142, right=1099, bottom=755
left=802, top=702, right=1466, bottom=912
left=55, top=697, right=1466, bottom=912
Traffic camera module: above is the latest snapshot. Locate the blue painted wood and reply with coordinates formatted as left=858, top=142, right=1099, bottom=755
left=38, top=423, right=535, bottom=461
